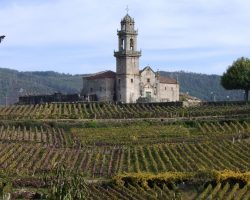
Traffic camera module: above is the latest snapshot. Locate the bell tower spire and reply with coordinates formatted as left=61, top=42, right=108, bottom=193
left=114, top=13, right=141, bottom=103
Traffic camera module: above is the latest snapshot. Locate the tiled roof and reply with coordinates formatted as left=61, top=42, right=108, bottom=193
left=159, top=76, right=177, bottom=84
left=84, top=70, right=116, bottom=80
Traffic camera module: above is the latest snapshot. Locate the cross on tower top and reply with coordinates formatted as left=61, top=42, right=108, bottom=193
left=126, top=5, right=129, bottom=14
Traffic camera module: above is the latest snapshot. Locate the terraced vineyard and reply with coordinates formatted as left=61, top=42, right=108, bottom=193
left=71, top=120, right=250, bottom=145
left=195, top=182, right=250, bottom=200
left=0, top=102, right=250, bottom=119
left=12, top=179, right=250, bottom=200
left=0, top=125, right=73, bottom=147
left=0, top=102, right=249, bottom=199
left=84, top=181, right=250, bottom=200
left=0, top=139, right=249, bottom=178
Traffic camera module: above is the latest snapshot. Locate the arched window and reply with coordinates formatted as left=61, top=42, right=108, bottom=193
left=121, top=39, right=124, bottom=50
left=130, top=38, right=134, bottom=50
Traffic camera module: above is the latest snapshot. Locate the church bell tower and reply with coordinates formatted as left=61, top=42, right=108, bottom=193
left=114, top=13, right=141, bottom=103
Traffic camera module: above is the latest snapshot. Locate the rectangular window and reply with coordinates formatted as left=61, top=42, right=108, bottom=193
left=147, top=78, right=150, bottom=83
left=118, top=79, right=121, bottom=90
left=100, top=87, right=102, bottom=92
left=90, top=88, right=93, bottom=92
left=146, top=92, right=151, bottom=98
left=131, top=78, right=133, bottom=83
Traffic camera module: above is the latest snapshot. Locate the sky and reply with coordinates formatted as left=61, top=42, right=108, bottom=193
left=0, top=0, right=250, bottom=75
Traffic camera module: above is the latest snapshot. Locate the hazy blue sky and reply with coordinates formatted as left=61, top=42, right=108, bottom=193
left=0, top=0, right=250, bottom=75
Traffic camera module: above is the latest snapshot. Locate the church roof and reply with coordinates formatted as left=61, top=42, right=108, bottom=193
left=84, top=70, right=116, bottom=80
left=159, top=76, right=178, bottom=84
left=121, top=14, right=134, bottom=23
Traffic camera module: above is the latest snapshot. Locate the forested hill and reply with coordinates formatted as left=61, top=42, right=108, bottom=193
left=0, top=68, right=245, bottom=105
left=160, top=71, right=245, bottom=101
left=0, top=68, right=83, bottom=105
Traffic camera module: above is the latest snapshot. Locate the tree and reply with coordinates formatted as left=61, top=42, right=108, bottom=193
left=221, top=57, right=250, bottom=102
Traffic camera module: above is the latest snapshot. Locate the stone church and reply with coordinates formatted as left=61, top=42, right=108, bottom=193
left=81, top=14, right=179, bottom=103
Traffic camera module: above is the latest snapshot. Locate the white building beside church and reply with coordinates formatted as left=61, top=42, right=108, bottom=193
left=81, top=14, right=179, bottom=103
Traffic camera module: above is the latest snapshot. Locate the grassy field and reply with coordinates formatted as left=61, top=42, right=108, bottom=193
left=0, top=102, right=249, bottom=199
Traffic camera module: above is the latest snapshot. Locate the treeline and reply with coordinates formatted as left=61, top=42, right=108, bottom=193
left=0, top=68, right=246, bottom=105
left=161, top=71, right=246, bottom=101
left=0, top=68, right=82, bottom=105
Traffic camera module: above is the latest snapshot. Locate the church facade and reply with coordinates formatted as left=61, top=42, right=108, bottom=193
left=81, top=14, right=179, bottom=103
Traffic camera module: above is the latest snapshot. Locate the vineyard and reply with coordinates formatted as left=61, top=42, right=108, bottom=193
left=0, top=102, right=249, bottom=199
left=71, top=120, right=250, bottom=145
left=86, top=182, right=250, bottom=200
left=0, top=139, right=249, bottom=177
left=0, top=102, right=249, bottom=119
left=11, top=176, right=250, bottom=199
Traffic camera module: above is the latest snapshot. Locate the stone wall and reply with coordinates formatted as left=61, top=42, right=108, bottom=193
left=139, top=67, right=179, bottom=102
left=140, top=67, right=158, bottom=100
left=116, top=74, right=140, bottom=103
left=159, top=83, right=179, bottom=102
left=81, top=78, right=115, bottom=102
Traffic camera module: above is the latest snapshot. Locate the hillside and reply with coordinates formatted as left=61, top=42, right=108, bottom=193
left=0, top=68, right=82, bottom=105
left=160, top=71, right=245, bottom=101
left=0, top=68, right=246, bottom=105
